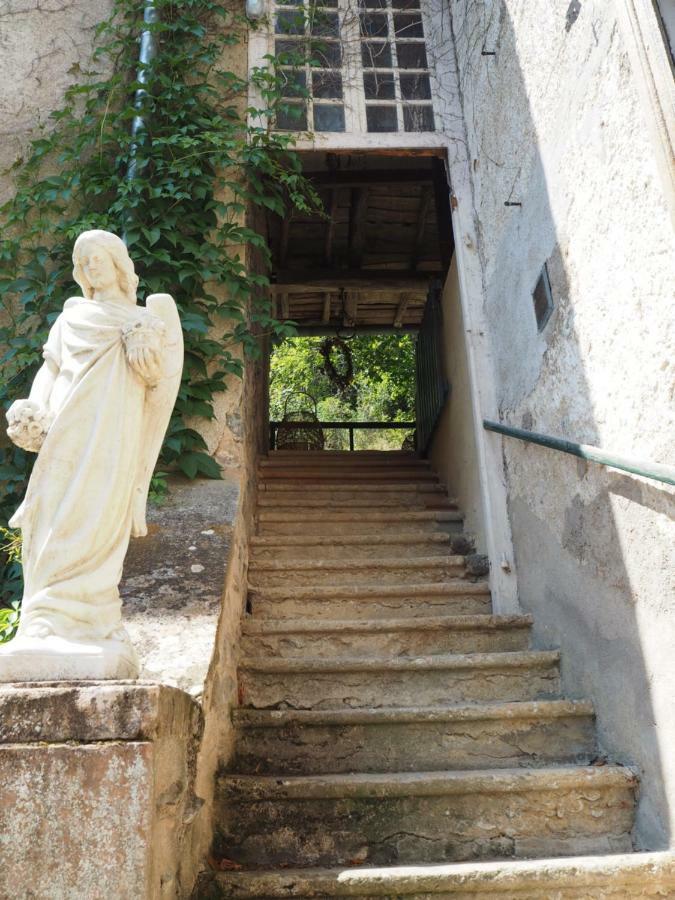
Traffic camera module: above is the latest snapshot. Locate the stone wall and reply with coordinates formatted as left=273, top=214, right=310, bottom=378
left=449, top=0, right=675, bottom=848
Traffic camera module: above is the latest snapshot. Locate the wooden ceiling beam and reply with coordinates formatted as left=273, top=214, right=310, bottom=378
left=273, top=269, right=437, bottom=290
left=309, top=169, right=434, bottom=188
left=432, top=157, right=454, bottom=272
left=411, top=185, right=432, bottom=271
left=393, top=294, right=411, bottom=328
left=321, top=293, right=331, bottom=324
left=324, top=189, right=339, bottom=265
left=348, top=187, right=369, bottom=268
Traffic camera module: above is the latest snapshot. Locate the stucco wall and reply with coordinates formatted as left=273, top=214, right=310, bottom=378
left=449, top=0, right=675, bottom=848
left=429, top=256, right=486, bottom=549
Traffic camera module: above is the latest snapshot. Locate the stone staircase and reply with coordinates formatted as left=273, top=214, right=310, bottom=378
left=198, top=451, right=675, bottom=898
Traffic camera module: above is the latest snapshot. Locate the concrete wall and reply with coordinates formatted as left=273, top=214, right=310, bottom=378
left=448, top=0, right=675, bottom=848
left=429, top=256, right=486, bottom=550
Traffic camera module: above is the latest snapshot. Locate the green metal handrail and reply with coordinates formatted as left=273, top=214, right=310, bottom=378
left=483, top=420, right=675, bottom=487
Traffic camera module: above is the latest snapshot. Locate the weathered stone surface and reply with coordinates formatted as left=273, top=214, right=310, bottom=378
left=238, top=650, right=561, bottom=709
left=197, top=851, right=675, bottom=898
left=232, top=699, right=596, bottom=774
left=249, top=556, right=466, bottom=588
left=0, top=682, right=203, bottom=900
left=240, top=614, right=532, bottom=657
left=0, top=680, right=195, bottom=743
left=214, top=767, right=636, bottom=868
left=248, top=581, right=491, bottom=620
left=257, top=509, right=463, bottom=536
left=121, top=474, right=239, bottom=693
left=251, top=531, right=456, bottom=560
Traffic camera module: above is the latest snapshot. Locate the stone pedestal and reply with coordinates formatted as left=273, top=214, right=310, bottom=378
left=0, top=682, right=203, bottom=900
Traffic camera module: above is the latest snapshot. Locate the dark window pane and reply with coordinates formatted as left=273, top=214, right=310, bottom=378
left=393, top=13, right=424, bottom=37
left=403, top=104, right=434, bottom=131
left=364, top=72, right=396, bottom=98
left=313, top=104, right=346, bottom=131
left=276, top=9, right=306, bottom=33
left=311, top=40, right=342, bottom=67
left=310, top=11, right=339, bottom=36
left=277, top=0, right=302, bottom=5
left=533, top=264, right=554, bottom=330
left=360, top=0, right=388, bottom=7
left=275, top=38, right=307, bottom=64
left=316, top=0, right=338, bottom=6
left=400, top=72, right=431, bottom=99
left=360, top=12, right=389, bottom=36
left=280, top=69, right=307, bottom=98
left=366, top=105, right=398, bottom=131
left=392, top=0, right=420, bottom=8
left=361, top=41, right=392, bottom=67
left=276, top=102, right=308, bottom=130
left=312, top=71, right=343, bottom=98
left=396, top=41, right=428, bottom=68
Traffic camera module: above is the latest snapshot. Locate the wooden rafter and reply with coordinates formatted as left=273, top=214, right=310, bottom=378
left=279, top=216, right=291, bottom=268
left=411, top=185, right=433, bottom=271
left=322, top=293, right=332, bottom=323
left=324, top=189, right=339, bottom=265
left=348, top=187, right=369, bottom=268
left=393, top=294, right=411, bottom=328
left=309, top=169, right=435, bottom=188
left=431, top=158, right=454, bottom=272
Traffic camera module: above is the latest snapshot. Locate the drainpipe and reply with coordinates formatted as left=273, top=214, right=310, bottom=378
left=123, top=0, right=159, bottom=243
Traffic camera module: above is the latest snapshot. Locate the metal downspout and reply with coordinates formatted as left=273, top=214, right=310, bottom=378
left=123, top=0, right=159, bottom=242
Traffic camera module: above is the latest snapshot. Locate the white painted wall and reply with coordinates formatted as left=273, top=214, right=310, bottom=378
left=447, top=0, right=675, bottom=848
left=429, top=257, right=486, bottom=550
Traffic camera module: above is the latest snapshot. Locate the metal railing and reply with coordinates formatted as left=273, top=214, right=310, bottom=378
left=484, top=420, right=675, bottom=487
left=269, top=420, right=415, bottom=452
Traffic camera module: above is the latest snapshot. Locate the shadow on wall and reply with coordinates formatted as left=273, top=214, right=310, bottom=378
left=451, top=0, right=675, bottom=847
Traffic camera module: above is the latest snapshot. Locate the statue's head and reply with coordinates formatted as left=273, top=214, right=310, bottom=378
left=72, top=230, right=139, bottom=305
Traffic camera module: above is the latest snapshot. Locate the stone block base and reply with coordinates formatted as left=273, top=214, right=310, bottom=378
left=0, top=681, right=203, bottom=900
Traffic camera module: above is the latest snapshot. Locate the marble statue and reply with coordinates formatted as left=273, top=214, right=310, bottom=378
left=0, top=230, right=183, bottom=681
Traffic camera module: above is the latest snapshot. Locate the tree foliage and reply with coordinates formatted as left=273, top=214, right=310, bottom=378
left=270, top=334, right=416, bottom=449
left=0, top=0, right=318, bottom=603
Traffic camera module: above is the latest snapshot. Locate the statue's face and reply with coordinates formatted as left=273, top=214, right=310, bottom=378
left=79, top=245, right=118, bottom=294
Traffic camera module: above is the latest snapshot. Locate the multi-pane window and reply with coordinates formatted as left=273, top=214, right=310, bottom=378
left=272, top=0, right=436, bottom=134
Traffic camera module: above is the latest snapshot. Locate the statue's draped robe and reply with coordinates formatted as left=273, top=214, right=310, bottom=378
left=10, top=297, right=150, bottom=640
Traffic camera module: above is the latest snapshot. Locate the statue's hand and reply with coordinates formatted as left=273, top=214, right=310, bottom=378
left=121, top=312, right=167, bottom=387
left=6, top=399, right=53, bottom=453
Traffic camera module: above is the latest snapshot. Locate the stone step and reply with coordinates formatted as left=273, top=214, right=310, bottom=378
left=212, top=766, right=636, bottom=869
left=248, top=556, right=467, bottom=588
left=256, top=494, right=456, bottom=509
left=237, top=650, right=560, bottom=709
left=197, top=851, right=675, bottom=898
left=231, top=698, right=596, bottom=775
left=240, top=614, right=532, bottom=657
left=259, top=469, right=440, bottom=482
left=261, top=456, right=430, bottom=468
left=247, top=581, right=492, bottom=620
left=250, top=531, right=460, bottom=560
left=259, top=481, right=446, bottom=494
left=257, top=509, right=464, bottom=536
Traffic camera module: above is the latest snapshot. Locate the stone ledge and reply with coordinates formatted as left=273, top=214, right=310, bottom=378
left=0, top=680, right=200, bottom=744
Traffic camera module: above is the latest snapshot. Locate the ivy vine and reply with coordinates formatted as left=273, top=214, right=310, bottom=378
left=0, top=0, right=321, bottom=604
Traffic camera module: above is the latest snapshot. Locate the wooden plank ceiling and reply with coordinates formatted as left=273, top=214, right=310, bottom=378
left=269, top=159, right=452, bottom=330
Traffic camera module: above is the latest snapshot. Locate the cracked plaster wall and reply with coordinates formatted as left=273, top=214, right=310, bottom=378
left=449, top=0, right=675, bottom=848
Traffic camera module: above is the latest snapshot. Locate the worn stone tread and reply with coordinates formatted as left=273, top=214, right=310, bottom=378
left=257, top=510, right=462, bottom=523
left=249, top=556, right=466, bottom=574
left=239, top=649, right=559, bottom=674
left=241, top=614, right=532, bottom=637
left=201, top=851, right=675, bottom=897
left=250, top=531, right=453, bottom=547
left=248, top=581, right=490, bottom=602
left=218, top=764, right=636, bottom=801
left=232, top=698, right=593, bottom=728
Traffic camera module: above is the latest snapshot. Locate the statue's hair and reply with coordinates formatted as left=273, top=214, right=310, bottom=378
left=72, top=230, right=139, bottom=304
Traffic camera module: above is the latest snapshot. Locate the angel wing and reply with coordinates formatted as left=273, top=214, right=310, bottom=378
left=130, top=293, right=184, bottom=537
